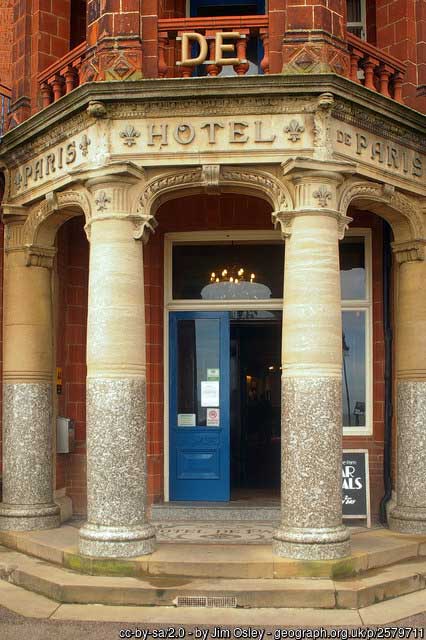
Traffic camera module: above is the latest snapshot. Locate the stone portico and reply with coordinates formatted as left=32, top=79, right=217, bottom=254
left=0, top=76, right=425, bottom=562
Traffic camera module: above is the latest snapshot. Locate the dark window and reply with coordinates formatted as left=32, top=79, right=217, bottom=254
left=70, top=0, right=87, bottom=49
left=172, top=243, right=285, bottom=300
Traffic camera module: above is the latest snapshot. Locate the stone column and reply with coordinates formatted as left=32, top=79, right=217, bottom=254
left=0, top=218, right=60, bottom=530
left=389, top=241, right=426, bottom=534
left=79, top=177, right=156, bottom=557
left=273, top=165, right=351, bottom=560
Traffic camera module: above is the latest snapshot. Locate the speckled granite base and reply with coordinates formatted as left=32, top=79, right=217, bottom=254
left=389, top=381, right=426, bottom=535
left=80, top=378, right=156, bottom=557
left=274, top=376, right=350, bottom=559
left=272, top=525, right=351, bottom=559
left=0, top=383, right=60, bottom=531
left=79, top=522, right=156, bottom=557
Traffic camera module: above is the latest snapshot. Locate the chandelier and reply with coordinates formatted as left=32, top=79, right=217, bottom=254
left=201, top=266, right=271, bottom=300
left=209, top=267, right=256, bottom=284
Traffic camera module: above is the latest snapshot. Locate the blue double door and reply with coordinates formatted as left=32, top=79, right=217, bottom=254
left=169, top=312, right=230, bottom=501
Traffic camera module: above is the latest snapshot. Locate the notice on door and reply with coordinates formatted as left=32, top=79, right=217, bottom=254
left=201, top=381, right=219, bottom=407
left=206, top=408, right=220, bottom=427
left=177, top=413, right=196, bottom=427
left=207, top=368, right=220, bottom=381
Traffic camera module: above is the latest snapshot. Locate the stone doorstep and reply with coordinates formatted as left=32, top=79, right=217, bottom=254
left=0, top=527, right=425, bottom=581
left=0, top=546, right=425, bottom=611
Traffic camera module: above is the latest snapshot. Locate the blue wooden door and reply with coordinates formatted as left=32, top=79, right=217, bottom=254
left=169, top=312, right=230, bottom=501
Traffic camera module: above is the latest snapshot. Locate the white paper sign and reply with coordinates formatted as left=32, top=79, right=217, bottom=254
left=177, top=413, right=196, bottom=427
left=201, top=381, right=219, bottom=407
left=207, top=368, right=220, bottom=381
left=206, top=407, right=220, bottom=426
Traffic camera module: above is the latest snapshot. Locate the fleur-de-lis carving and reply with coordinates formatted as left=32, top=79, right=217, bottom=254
left=120, top=124, right=141, bottom=147
left=284, top=119, right=305, bottom=142
left=95, top=191, right=111, bottom=212
left=79, top=134, right=91, bottom=157
left=313, top=185, right=332, bottom=208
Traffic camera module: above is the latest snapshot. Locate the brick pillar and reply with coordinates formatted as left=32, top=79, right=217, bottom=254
left=282, top=0, right=349, bottom=77
left=9, top=0, right=71, bottom=126
left=376, top=0, right=426, bottom=111
left=81, top=0, right=143, bottom=82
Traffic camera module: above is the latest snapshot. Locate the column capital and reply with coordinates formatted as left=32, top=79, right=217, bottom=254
left=392, top=240, right=426, bottom=263
left=79, top=164, right=158, bottom=243
left=278, top=158, right=355, bottom=239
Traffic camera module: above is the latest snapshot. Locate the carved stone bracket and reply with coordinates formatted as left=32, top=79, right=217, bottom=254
left=313, top=92, right=334, bottom=161
left=202, top=164, right=221, bottom=195
left=392, top=240, right=426, bottom=263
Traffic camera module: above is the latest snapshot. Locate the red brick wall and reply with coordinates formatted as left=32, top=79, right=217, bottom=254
left=56, top=216, right=89, bottom=515
left=0, top=0, right=13, bottom=87
left=344, top=210, right=385, bottom=522
left=376, top=0, right=426, bottom=111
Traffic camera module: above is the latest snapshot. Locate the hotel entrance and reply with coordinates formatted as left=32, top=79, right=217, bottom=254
left=169, top=310, right=282, bottom=502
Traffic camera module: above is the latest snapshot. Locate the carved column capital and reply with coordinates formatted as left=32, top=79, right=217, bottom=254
left=279, top=159, right=355, bottom=239
left=392, top=240, right=426, bottom=263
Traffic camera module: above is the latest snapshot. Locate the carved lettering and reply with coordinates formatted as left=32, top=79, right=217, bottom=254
left=371, top=142, right=385, bottom=163
left=229, top=121, right=249, bottom=143
left=173, top=123, right=195, bottom=145
left=147, top=123, right=168, bottom=146
left=254, top=120, right=275, bottom=143
left=34, top=160, right=43, bottom=181
left=65, top=142, right=77, bottom=164
left=412, top=156, right=422, bottom=177
left=356, top=133, right=368, bottom=155
left=201, top=121, right=224, bottom=144
left=46, top=153, right=56, bottom=175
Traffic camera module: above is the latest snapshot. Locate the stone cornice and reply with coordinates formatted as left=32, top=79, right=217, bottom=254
left=0, top=75, right=425, bottom=161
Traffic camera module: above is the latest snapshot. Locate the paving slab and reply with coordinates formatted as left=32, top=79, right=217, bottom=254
left=0, top=580, right=60, bottom=618
left=335, top=559, right=426, bottom=608
left=51, top=604, right=363, bottom=626
left=359, top=590, right=426, bottom=625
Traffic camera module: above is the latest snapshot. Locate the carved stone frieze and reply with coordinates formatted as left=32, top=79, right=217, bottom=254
left=108, top=96, right=316, bottom=121
left=5, top=111, right=91, bottom=169
left=332, top=99, right=426, bottom=154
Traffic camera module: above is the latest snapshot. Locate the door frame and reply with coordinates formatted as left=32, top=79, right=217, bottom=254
left=163, top=230, right=283, bottom=501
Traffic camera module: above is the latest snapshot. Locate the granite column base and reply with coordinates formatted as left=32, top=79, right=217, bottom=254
left=0, top=383, right=60, bottom=531
left=389, top=381, right=426, bottom=535
left=79, top=378, right=156, bottom=558
left=273, top=376, right=350, bottom=560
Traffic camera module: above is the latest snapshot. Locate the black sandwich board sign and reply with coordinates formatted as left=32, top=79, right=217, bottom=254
left=342, top=449, right=371, bottom=527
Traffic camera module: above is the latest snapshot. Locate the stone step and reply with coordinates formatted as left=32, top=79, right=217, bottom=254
left=0, top=545, right=425, bottom=610
left=150, top=502, right=281, bottom=522
left=1, top=526, right=425, bottom=580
